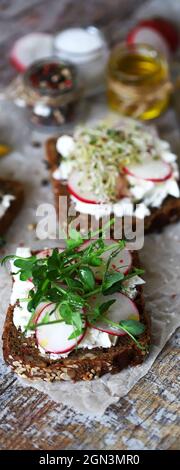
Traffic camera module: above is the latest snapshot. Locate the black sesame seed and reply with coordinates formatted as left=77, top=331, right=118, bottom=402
left=41, top=179, right=49, bottom=186
left=32, top=141, right=41, bottom=148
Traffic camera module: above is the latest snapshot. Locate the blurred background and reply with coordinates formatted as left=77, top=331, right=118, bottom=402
left=0, top=0, right=145, bottom=85
left=0, top=0, right=179, bottom=141
left=0, top=0, right=179, bottom=81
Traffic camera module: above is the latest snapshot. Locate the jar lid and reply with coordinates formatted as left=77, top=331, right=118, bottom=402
left=127, top=18, right=179, bottom=56
left=21, top=58, right=83, bottom=129
left=54, top=27, right=107, bottom=57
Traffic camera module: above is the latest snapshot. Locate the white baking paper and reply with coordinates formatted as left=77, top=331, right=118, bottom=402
left=0, top=100, right=180, bottom=415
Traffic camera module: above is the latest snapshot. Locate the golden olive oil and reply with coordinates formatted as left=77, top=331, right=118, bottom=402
left=107, top=44, right=172, bottom=120
left=0, top=143, right=11, bottom=158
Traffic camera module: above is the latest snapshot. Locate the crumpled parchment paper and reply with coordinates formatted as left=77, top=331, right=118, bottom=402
left=0, top=100, right=180, bottom=415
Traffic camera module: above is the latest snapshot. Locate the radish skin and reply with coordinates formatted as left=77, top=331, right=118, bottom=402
left=88, top=292, right=139, bottom=336
left=36, top=248, right=63, bottom=259
left=35, top=302, right=86, bottom=354
left=68, top=170, right=103, bottom=204
left=80, top=239, right=132, bottom=278
left=123, top=160, right=172, bottom=182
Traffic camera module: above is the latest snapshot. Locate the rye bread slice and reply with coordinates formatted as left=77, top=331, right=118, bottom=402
left=45, top=137, right=180, bottom=234
left=2, top=251, right=150, bottom=382
left=0, top=178, right=24, bottom=237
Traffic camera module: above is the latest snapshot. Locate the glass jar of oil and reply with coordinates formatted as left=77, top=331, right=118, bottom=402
left=107, top=43, right=172, bottom=120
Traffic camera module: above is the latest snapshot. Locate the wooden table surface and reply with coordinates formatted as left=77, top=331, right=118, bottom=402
left=0, top=0, right=179, bottom=451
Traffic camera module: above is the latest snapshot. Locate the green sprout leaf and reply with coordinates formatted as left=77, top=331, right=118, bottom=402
left=79, top=266, right=95, bottom=292
left=119, top=320, right=145, bottom=336
left=99, top=299, right=116, bottom=315
left=69, top=227, right=82, bottom=242
left=66, top=227, right=83, bottom=249
left=20, top=271, right=32, bottom=281
left=102, top=272, right=124, bottom=294
left=13, top=257, right=36, bottom=269
left=1, top=218, right=147, bottom=353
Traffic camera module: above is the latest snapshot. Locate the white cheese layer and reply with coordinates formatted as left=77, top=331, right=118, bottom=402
left=0, top=194, right=15, bottom=218
left=71, top=196, right=152, bottom=220
left=121, top=275, right=145, bottom=299
left=53, top=160, right=74, bottom=181
left=70, top=168, right=180, bottom=220
left=38, top=328, right=117, bottom=360
left=11, top=247, right=144, bottom=359
left=127, top=161, right=179, bottom=209
left=56, top=135, right=75, bottom=158
left=11, top=247, right=33, bottom=337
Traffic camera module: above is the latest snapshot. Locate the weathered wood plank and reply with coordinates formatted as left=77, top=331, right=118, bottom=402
left=0, top=330, right=179, bottom=450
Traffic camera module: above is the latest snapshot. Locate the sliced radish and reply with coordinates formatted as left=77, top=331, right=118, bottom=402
left=123, top=159, right=172, bottom=182
left=79, top=239, right=132, bottom=279
left=68, top=170, right=103, bottom=204
left=89, top=292, right=139, bottom=336
left=36, top=248, right=63, bottom=259
left=34, top=301, right=53, bottom=322
left=10, top=33, right=53, bottom=73
left=36, top=302, right=86, bottom=354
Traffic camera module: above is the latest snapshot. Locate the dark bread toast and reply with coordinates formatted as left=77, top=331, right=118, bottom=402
left=0, top=178, right=24, bottom=237
left=3, top=252, right=150, bottom=382
left=46, top=137, right=180, bottom=234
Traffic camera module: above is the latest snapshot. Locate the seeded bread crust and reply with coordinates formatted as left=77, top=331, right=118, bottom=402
left=45, top=137, right=180, bottom=234
left=0, top=179, right=24, bottom=237
left=3, top=252, right=150, bottom=382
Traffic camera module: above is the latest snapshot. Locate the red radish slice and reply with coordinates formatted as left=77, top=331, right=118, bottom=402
left=10, top=33, right=53, bottom=73
left=123, top=160, right=172, bottom=182
left=36, top=302, right=86, bottom=354
left=36, top=249, right=52, bottom=259
left=68, top=170, right=103, bottom=204
left=89, top=292, right=139, bottom=336
left=34, top=301, right=52, bottom=321
left=79, top=239, right=132, bottom=279
left=36, top=248, right=63, bottom=259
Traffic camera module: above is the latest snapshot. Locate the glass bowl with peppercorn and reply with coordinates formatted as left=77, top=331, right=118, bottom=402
left=21, top=57, right=83, bottom=129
